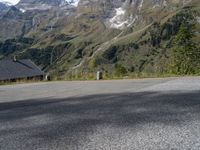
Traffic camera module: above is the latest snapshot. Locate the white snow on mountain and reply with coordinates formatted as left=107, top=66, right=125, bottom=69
left=15, top=0, right=80, bottom=12
left=65, top=0, right=80, bottom=7
left=108, top=7, right=137, bottom=29
left=0, top=0, right=19, bottom=5
left=0, top=0, right=80, bottom=7
left=163, top=0, right=167, bottom=6
left=19, top=3, right=52, bottom=11
left=109, top=7, right=127, bottom=29
left=19, top=8, right=26, bottom=13
left=138, top=0, right=144, bottom=11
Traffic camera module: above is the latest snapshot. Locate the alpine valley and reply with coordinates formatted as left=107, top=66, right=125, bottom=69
left=0, top=0, right=200, bottom=79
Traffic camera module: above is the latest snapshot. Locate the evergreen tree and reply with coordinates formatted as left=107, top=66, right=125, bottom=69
left=170, top=22, right=200, bottom=74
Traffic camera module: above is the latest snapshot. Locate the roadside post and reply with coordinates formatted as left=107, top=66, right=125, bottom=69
left=96, top=71, right=103, bottom=80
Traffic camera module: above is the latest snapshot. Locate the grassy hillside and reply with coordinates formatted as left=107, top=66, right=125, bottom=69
left=0, top=1, right=200, bottom=80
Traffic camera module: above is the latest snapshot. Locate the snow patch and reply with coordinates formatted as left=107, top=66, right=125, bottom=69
left=108, top=7, right=137, bottom=29
left=109, top=7, right=126, bottom=29
left=20, top=4, right=52, bottom=11
left=163, top=0, right=168, bottom=6
left=128, top=15, right=138, bottom=26
left=19, top=8, right=26, bottom=13
left=0, top=0, right=19, bottom=5
left=138, top=0, right=144, bottom=11
left=65, top=0, right=80, bottom=7
left=153, top=4, right=160, bottom=8
left=153, top=0, right=168, bottom=8
left=0, top=0, right=12, bottom=6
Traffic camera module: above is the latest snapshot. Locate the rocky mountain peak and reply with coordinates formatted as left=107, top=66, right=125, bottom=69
left=16, top=0, right=80, bottom=11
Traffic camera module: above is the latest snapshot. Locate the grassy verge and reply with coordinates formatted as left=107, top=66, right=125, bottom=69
left=57, top=72, right=200, bottom=81
left=1, top=73, right=200, bottom=85
left=0, top=79, right=48, bottom=86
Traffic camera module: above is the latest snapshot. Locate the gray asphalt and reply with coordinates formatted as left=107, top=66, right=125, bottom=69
left=0, top=77, right=200, bottom=150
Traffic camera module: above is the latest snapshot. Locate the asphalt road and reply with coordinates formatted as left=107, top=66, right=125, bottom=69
left=0, top=77, right=200, bottom=150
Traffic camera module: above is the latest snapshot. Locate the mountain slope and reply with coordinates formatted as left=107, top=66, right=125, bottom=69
left=0, top=0, right=199, bottom=79
left=0, top=1, right=10, bottom=16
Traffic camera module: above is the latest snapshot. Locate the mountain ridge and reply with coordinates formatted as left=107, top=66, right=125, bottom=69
left=0, top=0, right=199, bottom=79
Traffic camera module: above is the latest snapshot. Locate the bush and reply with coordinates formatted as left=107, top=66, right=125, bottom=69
left=115, top=64, right=127, bottom=76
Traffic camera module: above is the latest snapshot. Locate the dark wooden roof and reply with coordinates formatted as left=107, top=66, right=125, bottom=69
left=0, top=59, right=44, bottom=80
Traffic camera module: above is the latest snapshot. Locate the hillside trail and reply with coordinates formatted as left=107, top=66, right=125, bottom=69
left=70, top=23, right=152, bottom=71
left=70, top=30, right=124, bottom=70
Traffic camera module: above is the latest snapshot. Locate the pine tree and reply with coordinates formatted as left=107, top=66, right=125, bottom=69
left=171, top=22, right=200, bottom=74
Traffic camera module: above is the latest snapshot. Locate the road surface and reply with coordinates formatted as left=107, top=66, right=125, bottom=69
left=0, top=77, right=200, bottom=150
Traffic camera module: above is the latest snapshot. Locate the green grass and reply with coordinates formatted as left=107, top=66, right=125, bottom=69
left=0, top=79, right=49, bottom=86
